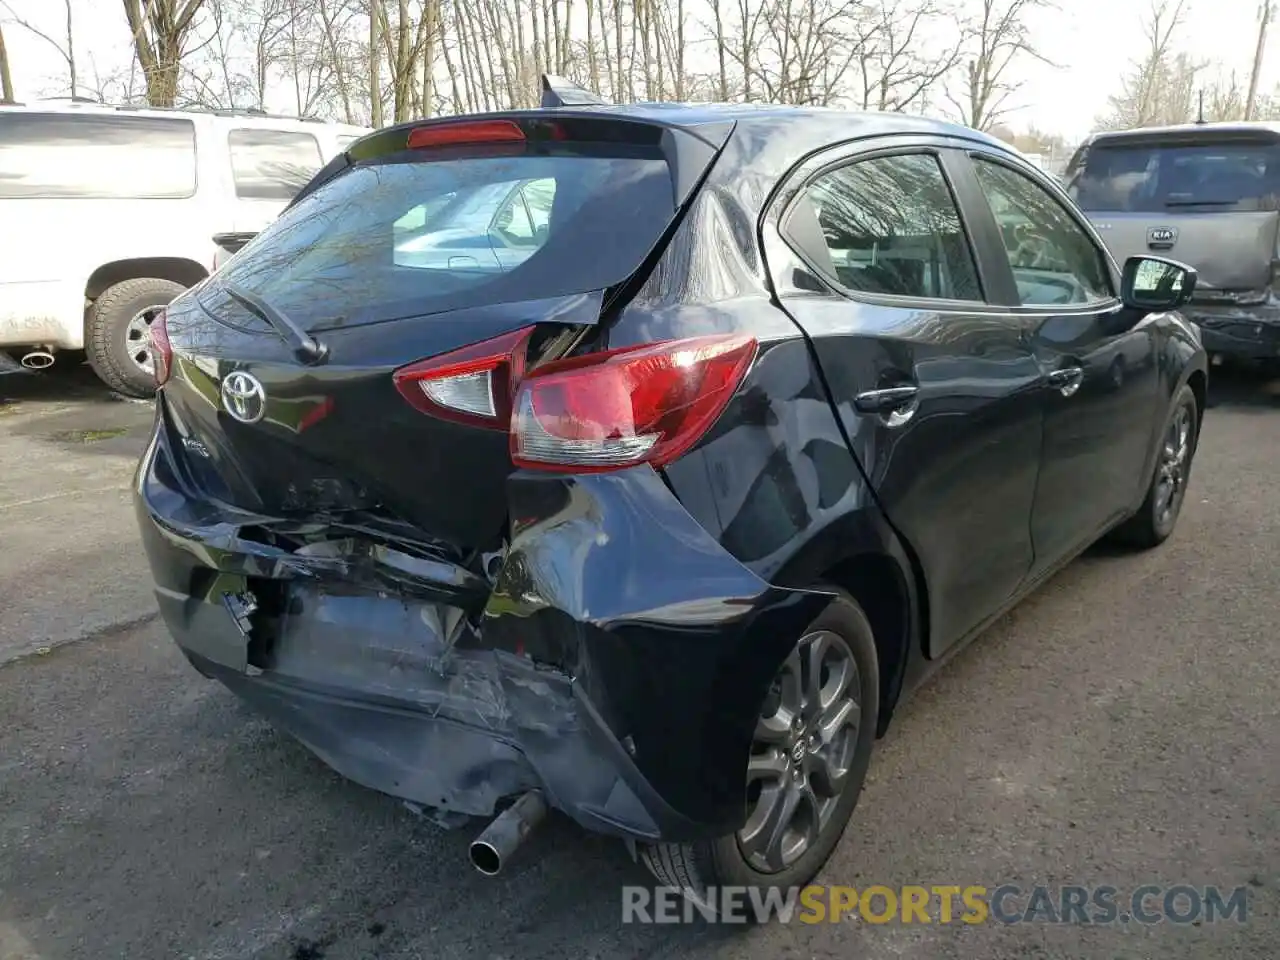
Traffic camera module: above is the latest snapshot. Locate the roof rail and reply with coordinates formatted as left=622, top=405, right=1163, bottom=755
left=540, top=74, right=608, bottom=108
left=39, top=95, right=104, bottom=104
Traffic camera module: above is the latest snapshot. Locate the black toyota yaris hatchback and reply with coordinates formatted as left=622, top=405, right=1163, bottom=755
left=135, top=77, right=1207, bottom=899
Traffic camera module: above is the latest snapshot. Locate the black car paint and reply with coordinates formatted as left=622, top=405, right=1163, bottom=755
left=135, top=103, right=1208, bottom=844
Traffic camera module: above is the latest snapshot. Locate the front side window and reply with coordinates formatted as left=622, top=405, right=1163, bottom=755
left=789, top=153, right=983, bottom=302
left=0, top=113, right=195, bottom=199
left=228, top=129, right=323, bottom=201
left=972, top=158, right=1113, bottom=307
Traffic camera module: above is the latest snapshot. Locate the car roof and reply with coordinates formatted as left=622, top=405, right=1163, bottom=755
left=1083, top=121, right=1280, bottom=146
left=371, top=101, right=1018, bottom=187
left=0, top=99, right=370, bottom=136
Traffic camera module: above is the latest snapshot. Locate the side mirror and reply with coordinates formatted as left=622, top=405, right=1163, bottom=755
left=1121, top=255, right=1197, bottom=311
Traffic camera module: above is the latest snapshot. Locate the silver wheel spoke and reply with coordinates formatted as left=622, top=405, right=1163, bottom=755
left=818, top=696, right=857, bottom=745
left=747, top=748, right=787, bottom=785
left=740, top=780, right=809, bottom=872
left=125, top=305, right=164, bottom=377
left=738, top=626, right=863, bottom=874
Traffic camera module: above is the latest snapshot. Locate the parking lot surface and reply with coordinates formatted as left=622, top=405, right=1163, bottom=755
left=1, top=362, right=1277, bottom=959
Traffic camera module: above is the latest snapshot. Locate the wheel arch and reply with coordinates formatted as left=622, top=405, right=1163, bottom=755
left=765, top=507, right=930, bottom=738
left=84, top=258, right=208, bottom=305
left=1186, top=367, right=1207, bottom=424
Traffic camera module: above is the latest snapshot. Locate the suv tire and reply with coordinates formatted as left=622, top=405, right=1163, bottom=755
left=86, top=277, right=187, bottom=398
left=639, top=588, right=879, bottom=917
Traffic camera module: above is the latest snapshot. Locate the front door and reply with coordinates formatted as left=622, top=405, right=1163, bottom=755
left=961, top=153, right=1161, bottom=576
left=768, top=143, right=1045, bottom=656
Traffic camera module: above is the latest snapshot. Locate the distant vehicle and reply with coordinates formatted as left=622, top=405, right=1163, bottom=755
left=0, top=100, right=368, bottom=395
left=136, top=77, right=1206, bottom=907
left=1066, top=122, right=1280, bottom=366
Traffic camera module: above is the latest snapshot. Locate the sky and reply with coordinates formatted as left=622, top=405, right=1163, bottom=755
left=1, top=0, right=1275, bottom=144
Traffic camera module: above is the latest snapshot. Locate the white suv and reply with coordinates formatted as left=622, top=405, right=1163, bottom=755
left=0, top=101, right=369, bottom=396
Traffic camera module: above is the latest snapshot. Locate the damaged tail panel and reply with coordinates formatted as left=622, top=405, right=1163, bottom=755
left=135, top=413, right=830, bottom=841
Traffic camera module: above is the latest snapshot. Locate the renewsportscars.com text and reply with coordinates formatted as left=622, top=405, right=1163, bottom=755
left=621, top=884, right=1250, bottom=925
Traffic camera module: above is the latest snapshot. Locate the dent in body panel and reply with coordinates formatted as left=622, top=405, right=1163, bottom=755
left=482, top=467, right=830, bottom=832
left=613, top=175, right=879, bottom=576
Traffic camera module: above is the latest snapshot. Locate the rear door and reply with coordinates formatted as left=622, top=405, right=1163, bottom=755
left=768, top=140, right=1045, bottom=657
left=964, top=148, right=1159, bottom=574
left=1067, top=131, right=1280, bottom=296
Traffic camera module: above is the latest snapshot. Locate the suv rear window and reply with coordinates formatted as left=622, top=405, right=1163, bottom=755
left=228, top=129, right=323, bottom=201
left=1068, top=138, right=1280, bottom=213
left=211, top=148, right=677, bottom=328
left=0, top=113, right=196, bottom=199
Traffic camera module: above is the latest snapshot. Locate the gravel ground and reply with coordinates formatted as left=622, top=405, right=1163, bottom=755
left=0, top=361, right=1276, bottom=959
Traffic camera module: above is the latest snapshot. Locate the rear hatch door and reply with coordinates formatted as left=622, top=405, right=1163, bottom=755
left=158, top=112, right=732, bottom=554
left=1066, top=129, right=1280, bottom=294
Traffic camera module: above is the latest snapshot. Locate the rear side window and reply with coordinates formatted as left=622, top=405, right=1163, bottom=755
left=228, top=129, right=323, bottom=200
left=973, top=158, right=1113, bottom=307
left=212, top=149, right=677, bottom=328
left=787, top=153, right=983, bottom=302
left=0, top=113, right=195, bottom=199
left=1068, top=139, right=1280, bottom=213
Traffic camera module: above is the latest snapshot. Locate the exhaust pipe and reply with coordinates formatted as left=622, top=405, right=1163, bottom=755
left=468, top=790, right=547, bottom=876
left=21, top=350, right=54, bottom=370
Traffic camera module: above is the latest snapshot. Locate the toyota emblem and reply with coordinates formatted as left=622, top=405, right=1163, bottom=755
left=220, top=371, right=267, bottom=424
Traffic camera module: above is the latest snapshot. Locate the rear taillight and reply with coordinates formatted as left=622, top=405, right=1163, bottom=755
left=151, top=309, right=173, bottom=387
left=392, top=326, right=534, bottom=430
left=510, top=335, right=757, bottom=473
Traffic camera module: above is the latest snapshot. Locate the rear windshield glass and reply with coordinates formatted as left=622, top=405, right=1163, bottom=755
left=210, top=148, right=675, bottom=328
left=1068, top=140, right=1280, bottom=213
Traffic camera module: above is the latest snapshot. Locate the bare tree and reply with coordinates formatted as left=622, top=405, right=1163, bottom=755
left=947, top=0, right=1055, bottom=130
left=1099, top=0, right=1198, bottom=129
left=0, top=23, right=13, bottom=102
left=122, top=0, right=211, bottom=106
left=0, top=0, right=78, bottom=97
left=858, top=0, right=963, bottom=112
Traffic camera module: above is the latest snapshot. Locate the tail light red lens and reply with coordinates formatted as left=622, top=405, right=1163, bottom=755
left=392, top=326, right=534, bottom=430
left=151, top=309, right=173, bottom=387
left=510, top=334, right=757, bottom=472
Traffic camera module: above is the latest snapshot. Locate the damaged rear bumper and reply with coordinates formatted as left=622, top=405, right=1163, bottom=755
left=1189, top=302, right=1280, bottom=362
left=133, top=422, right=830, bottom=843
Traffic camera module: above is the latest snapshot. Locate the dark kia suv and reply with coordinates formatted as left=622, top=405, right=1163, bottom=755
left=134, top=77, right=1207, bottom=905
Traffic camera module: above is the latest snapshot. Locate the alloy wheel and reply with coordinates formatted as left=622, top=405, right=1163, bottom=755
left=1154, top=403, right=1192, bottom=527
left=736, top=629, right=861, bottom=874
left=124, top=305, right=165, bottom=377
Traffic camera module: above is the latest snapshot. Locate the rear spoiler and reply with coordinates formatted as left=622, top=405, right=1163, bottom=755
left=539, top=74, right=608, bottom=108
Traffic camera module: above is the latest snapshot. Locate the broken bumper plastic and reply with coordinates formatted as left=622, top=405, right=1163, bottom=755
left=1190, top=303, right=1280, bottom=361
left=133, top=424, right=829, bottom=843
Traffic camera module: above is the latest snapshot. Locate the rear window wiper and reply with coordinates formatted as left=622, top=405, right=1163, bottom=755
left=1164, top=199, right=1240, bottom=207
left=222, top=281, right=329, bottom=365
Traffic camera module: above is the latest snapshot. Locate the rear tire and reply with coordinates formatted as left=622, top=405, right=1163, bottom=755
left=639, top=589, right=879, bottom=915
left=86, top=277, right=187, bottom=398
left=1111, top=384, right=1200, bottom=549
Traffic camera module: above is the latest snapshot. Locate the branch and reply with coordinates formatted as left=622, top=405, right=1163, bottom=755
left=0, top=0, right=72, bottom=68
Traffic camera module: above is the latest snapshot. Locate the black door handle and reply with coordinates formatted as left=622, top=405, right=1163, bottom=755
left=854, top=385, right=920, bottom=413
